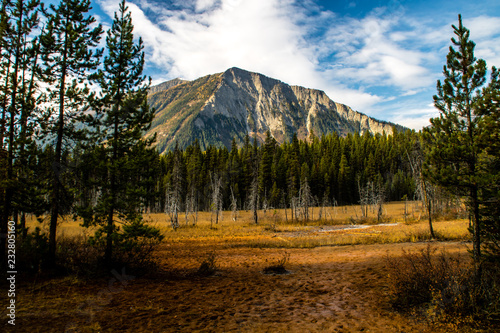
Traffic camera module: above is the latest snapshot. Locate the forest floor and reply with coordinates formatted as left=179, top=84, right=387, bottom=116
left=8, top=202, right=492, bottom=333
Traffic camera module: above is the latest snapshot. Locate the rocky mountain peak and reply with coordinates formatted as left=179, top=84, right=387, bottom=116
left=146, top=68, right=404, bottom=153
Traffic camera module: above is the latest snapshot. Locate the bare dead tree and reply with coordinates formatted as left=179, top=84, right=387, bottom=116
left=374, top=182, right=385, bottom=223
left=319, top=194, right=330, bottom=221
left=230, top=186, right=238, bottom=221
left=248, top=174, right=259, bottom=224
left=291, top=196, right=299, bottom=222
left=165, top=184, right=180, bottom=230
left=358, top=177, right=370, bottom=218
left=299, top=178, right=313, bottom=222
left=406, top=146, right=435, bottom=237
left=358, top=180, right=385, bottom=222
left=165, top=149, right=184, bottom=230
left=331, top=197, right=338, bottom=220
left=262, top=196, right=268, bottom=214
left=185, top=187, right=198, bottom=226
left=210, top=172, right=223, bottom=228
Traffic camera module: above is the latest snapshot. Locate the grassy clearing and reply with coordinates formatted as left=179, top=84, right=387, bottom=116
left=25, top=201, right=470, bottom=249
left=16, top=201, right=477, bottom=333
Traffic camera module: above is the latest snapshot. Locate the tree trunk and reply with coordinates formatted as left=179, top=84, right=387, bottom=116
left=471, top=185, right=482, bottom=277
left=48, top=54, right=67, bottom=267
left=2, top=4, right=24, bottom=266
left=105, top=107, right=120, bottom=266
left=428, top=199, right=435, bottom=239
left=105, top=203, right=114, bottom=265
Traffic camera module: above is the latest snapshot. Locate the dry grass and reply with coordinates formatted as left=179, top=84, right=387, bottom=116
left=24, top=201, right=470, bottom=249
left=15, top=201, right=478, bottom=333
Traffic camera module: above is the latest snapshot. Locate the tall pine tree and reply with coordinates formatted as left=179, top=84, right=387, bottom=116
left=39, top=0, right=102, bottom=265
left=83, top=0, right=157, bottom=265
left=423, top=15, right=488, bottom=268
left=0, top=0, right=41, bottom=266
left=477, top=67, right=500, bottom=261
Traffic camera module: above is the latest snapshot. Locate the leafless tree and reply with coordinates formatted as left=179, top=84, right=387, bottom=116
left=210, top=172, right=223, bottom=228
left=262, top=196, right=269, bottom=214
left=407, top=146, right=435, bottom=237
left=358, top=177, right=370, bottom=218
left=248, top=174, right=259, bottom=224
left=318, top=194, right=330, bottom=221
left=299, top=178, right=313, bottom=222
left=165, top=149, right=184, bottom=230
left=165, top=184, right=180, bottom=230
left=185, top=187, right=198, bottom=226
left=358, top=180, right=385, bottom=222
left=290, top=196, right=299, bottom=222
left=373, top=182, right=385, bottom=222
left=230, top=186, right=238, bottom=221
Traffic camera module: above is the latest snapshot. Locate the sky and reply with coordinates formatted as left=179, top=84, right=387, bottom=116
left=85, top=0, right=500, bottom=129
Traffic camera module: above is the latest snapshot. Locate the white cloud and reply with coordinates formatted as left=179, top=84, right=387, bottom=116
left=97, top=0, right=384, bottom=111
left=94, top=0, right=500, bottom=130
left=125, top=0, right=318, bottom=83
left=324, top=85, right=383, bottom=111
left=390, top=106, right=439, bottom=130
left=322, top=12, right=436, bottom=93
left=422, top=15, right=500, bottom=69
left=465, top=16, right=500, bottom=68
left=195, top=0, right=218, bottom=12
left=466, top=16, right=500, bottom=40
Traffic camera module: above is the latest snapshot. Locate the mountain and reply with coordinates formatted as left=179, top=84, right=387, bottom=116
left=145, top=67, right=404, bottom=153
left=148, top=78, right=187, bottom=95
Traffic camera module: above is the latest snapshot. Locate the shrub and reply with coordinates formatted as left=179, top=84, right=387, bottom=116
left=387, top=245, right=500, bottom=327
left=86, top=216, right=164, bottom=272
left=113, top=217, right=164, bottom=269
left=56, top=235, right=104, bottom=277
left=263, top=251, right=290, bottom=275
left=197, top=251, right=218, bottom=277
left=387, top=245, right=469, bottom=308
left=17, top=227, right=49, bottom=272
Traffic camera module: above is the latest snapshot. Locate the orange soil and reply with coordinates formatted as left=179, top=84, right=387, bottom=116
left=11, top=240, right=473, bottom=333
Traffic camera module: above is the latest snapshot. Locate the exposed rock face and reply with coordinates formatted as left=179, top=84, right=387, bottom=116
left=146, top=67, right=403, bottom=153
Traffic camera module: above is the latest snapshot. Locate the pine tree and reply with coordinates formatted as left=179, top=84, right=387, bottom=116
left=477, top=67, right=500, bottom=261
left=39, top=0, right=103, bottom=265
left=423, top=15, right=488, bottom=268
left=185, top=140, right=203, bottom=224
left=249, top=136, right=260, bottom=224
left=83, top=0, right=156, bottom=265
left=259, top=130, right=276, bottom=202
left=11, top=0, right=41, bottom=236
left=0, top=0, right=41, bottom=265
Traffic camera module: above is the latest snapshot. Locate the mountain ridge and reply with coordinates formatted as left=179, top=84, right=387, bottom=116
left=145, top=67, right=404, bottom=153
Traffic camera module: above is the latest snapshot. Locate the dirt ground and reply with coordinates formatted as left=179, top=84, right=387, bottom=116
left=11, top=240, right=475, bottom=333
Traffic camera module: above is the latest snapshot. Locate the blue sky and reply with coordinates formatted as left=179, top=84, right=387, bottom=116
left=86, top=0, right=500, bottom=129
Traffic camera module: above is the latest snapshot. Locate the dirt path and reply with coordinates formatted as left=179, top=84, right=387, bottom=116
left=13, top=241, right=470, bottom=332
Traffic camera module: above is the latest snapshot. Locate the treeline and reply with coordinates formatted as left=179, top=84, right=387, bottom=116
left=8, top=126, right=421, bottom=222
left=41, top=128, right=420, bottom=232
left=151, top=129, right=419, bottom=216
